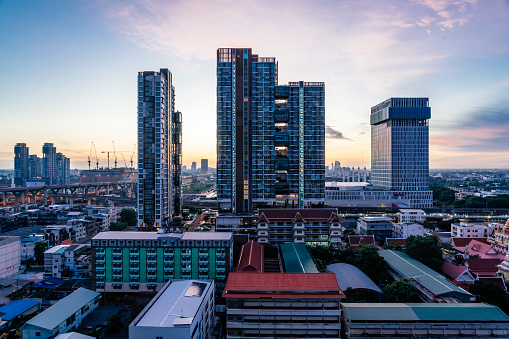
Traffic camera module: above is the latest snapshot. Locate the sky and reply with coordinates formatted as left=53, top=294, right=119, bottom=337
left=1, top=0, right=509, bottom=169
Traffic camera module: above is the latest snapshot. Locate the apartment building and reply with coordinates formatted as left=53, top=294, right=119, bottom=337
left=451, top=222, right=496, bottom=238
left=357, top=216, right=393, bottom=244
left=91, top=231, right=233, bottom=293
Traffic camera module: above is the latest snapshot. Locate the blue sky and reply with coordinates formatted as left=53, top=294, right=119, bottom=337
left=1, top=0, right=508, bottom=169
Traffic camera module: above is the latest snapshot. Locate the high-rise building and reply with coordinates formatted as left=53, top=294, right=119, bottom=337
left=137, top=69, right=181, bottom=229
left=201, top=159, right=208, bottom=174
left=28, top=154, right=42, bottom=180
left=14, top=143, right=29, bottom=186
left=370, top=98, right=432, bottom=208
left=217, top=48, right=325, bottom=213
left=55, top=152, right=70, bottom=185
left=191, top=162, right=197, bottom=173
left=42, top=143, right=57, bottom=185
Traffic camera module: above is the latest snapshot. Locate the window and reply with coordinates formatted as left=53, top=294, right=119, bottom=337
left=36, top=332, right=41, bottom=337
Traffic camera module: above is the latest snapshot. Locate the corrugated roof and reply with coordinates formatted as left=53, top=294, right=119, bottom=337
left=326, top=263, right=382, bottom=293
left=223, top=272, right=345, bottom=298
left=23, top=288, right=100, bottom=331
left=258, top=208, right=338, bottom=222
left=55, top=333, right=94, bottom=339
left=342, top=303, right=509, bottom=322
left=237, top=241, right=264, bottom=273
left=92, top=232, right=159, bottom=240
left=280, top=243, right=319, bottom=273
left=44, top=245, right=69, bottom=254
left=0, top=299, right=40, bottom=321
left=181, top=232, right=232, bottom=241
left=379, top=250, right=471, bottom=297
left=133, top=280, right=212, bottom=328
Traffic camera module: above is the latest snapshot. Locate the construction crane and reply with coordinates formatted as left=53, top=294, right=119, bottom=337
left=101, top=142, right=133, bottom=169
left=120, top=153, right=127, bottom=168
left=87, top=142, right=94, bottom=170
left=94, top=143, right=99, bottom=170
left=130, top=144, right=137, bottom=168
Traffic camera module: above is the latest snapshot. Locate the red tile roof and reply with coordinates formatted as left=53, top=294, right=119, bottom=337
left=385, top=238, right=406, bottom=246
left=466, top=240, right=505, bottom=260
left=223, top=272, right=345, bottom=299
left=348, top=235, right=375, bottom=247
left=442, top=260, right=468, bottom=281
left=61, top=239, right=72, bottom=245
left=450, top=237, right=489, bottom=252
left=466, top=258, right=501, bottom=276
left=257, top=209, right=339, bottom=222
left=237, top=241, right=264, bottom=273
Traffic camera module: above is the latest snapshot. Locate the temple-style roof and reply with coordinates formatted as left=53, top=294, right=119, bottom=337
left=466, top=258, right=501, bottom=276
left=450, top=237, right=489, bottom=252
left=465, top=240, right=504, bottom=260
left=257, top=209, right=339, bottom=223
left=348, top=235, right=375, bottom=247
left=236, top=241, right=264, bottom=273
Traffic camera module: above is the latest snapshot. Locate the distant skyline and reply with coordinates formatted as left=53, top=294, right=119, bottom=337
left=1, top=0, right=509, bottom=169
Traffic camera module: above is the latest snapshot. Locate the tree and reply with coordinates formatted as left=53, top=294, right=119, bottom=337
left=461, top=281, right=509, bottom=314
left=353, top=245, right=390, bottom=284
left=34, top=241, right=47, bottom=266
left=109, top=221, right=128, bottom=231
left=382, top=278, right=420, bottom=302
left=119, top=208, right=137, bottom=226
left=405, top=235, right=443, bottom=273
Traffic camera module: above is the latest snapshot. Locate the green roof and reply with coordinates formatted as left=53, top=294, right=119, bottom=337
left=379, top=250, right=471, bottom=297
left=342, top=303, right=509, bottom=322
left=280, top=243, right=319, bottom=273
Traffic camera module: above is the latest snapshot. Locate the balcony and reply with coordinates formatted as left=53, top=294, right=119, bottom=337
left=275, top=158, right=289, bottom=171
left=274, top=133, right=289, bottom=147
left=274, top=85, right=289, bottom=99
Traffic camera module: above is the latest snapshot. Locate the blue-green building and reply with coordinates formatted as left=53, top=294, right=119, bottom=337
left=91, top=232, right=233, bottom=293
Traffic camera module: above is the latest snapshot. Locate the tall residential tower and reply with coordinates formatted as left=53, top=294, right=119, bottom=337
left=14, top=143, right=29, bottom=187
left=217, top=48, right=325, bottom=213
left=370, top=98, right=432, bottom=208
left=137, top=69, right=182, bottom=229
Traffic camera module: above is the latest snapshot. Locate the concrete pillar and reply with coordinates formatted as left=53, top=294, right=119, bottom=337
left=2, top=193, right=5, bottom=207
left=43, top=189, right=48, bottom=206
left=65, top=195, right=69, bottom=204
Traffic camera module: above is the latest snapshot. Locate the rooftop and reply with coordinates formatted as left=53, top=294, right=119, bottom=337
left=22, top=288, right=100, bottom=331
left=0, top=299, right=40, bottom=321
left=132, top=280, right=212, bottom=328
left=348, top=235, right=375, bottom=247
left=92, top=231, right=232, bottom=241
left=359, top=216, right=393, bottom=222
left=0, top=236, right=20, bottom=247
left=379, top=250, right=471, bottom=298
left=342, top=303, right=509, bottom=322
left=181, top=232, right=232, bottom=241
left=237, top=241, right=264, bottom=273
left=258, top=208, right=338, bottom=222
left=44, top=245, right=69, bottom=255
left=280, top=243, right=319, bottom=273
left=326, top=263, right=382, bottom=294
left=223, top=273, right=345, bottom=299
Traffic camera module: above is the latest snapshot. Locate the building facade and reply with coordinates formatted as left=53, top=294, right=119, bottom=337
left=398, top=209, right=425, bottom=223
left=91, top=232, right=233, bottom=293
left=129, top=279, right=215, bottom=339
left=201, top=159, right=208, bottom=174
left=223, top=272, right=344, bottom=338
left=137, top=69, right=182, bottom=229
left=357, top=216, right=394, bottom=244
left=217, top=48, right=325, bottom=213
left=0, top=237, right=20, bottom=278
left=14, top=143, right=29, bottom=187
left=370, top=98, right=432, bottom=208
left=256, top=209, right=343, bottom=246
left=451, top=222, right=496, bottom=238
left=392, top=222, right=425, bottom=239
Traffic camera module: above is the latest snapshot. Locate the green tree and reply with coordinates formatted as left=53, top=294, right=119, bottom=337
left=405, top=235, right=443, bottom=273
left=382, top=278, right=420, bottom=302
left=353, top=245, right=390, bottom=284
left=461, top=281, right=509, bottom=314
left=34, top=241, right=47, bottom=266
left=119, top=208, right=137, bottom=226
left=109, top=221, right=128, bottom=231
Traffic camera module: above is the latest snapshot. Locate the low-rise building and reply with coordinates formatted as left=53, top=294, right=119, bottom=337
left=256, top=209, right=343, bottom=246
left=21, top=288, right=100, bottom=339
left=92, top=231, right=233, bottom=293
left=397, top=209, right=425, bottom=223
left=341, top=303, right=509, bottom=338
left=44, top=245, right=69, bottom=278
left=392, top=222, right=424, bottom=239
left=347, top=235, right=375, bottom=248
left=0, top=299, right=40, bottom=329
left=451, top=222, right=496, bottom=238
left=223, top=272, right=345, bottom=338
left=129, top=279, right=215, bottom=339
left=0, top=237, right=20, bottom=278
left=357, top=217, right=393, bottom=244
left=20, top=234, right=46, bottom=261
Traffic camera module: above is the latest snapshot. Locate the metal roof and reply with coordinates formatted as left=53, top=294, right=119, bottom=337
left=181, top=232, right=232, bottom=241
left=44, top=245, right=69, bottom=254
left=342, top=303, right=509, bottom=322
left=0, top=299, right=40, bottom=321
left=326, top=263, right=382, bottom=293
left=379, top=250, right=471, bottom=297
left=223, top=272, right=345, bottom=299
left=0, top=236, right=20, bottom=247
left=92, top=232, right=159, bottom=240
left=280, top=243, right=319, bottom=273
left=55, top=333, right=94, bottom=339
left=132, top=280, right=212, bottom=328
left=237, top=241, right=264, bottom=273
left=22, top=288, right=100, bottom=331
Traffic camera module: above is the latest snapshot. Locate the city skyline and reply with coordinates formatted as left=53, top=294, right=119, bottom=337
left=1, top=0, right=509, bottom=169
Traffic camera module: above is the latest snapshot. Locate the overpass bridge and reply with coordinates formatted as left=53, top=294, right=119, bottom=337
left=0, top=181, right=137, bottom=207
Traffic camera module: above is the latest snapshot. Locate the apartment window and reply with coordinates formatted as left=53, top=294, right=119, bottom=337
left=36, top=332, right=41, bottom=337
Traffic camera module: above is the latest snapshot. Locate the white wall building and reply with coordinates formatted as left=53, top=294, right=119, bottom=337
left=451, top=222, right=496, bottom=238
left=392, top=223, right=425, bottom=239
left=44, top=245, right=69, bottom=278
left=20, top=234, right=46, bottom=261
left=21, top=288, right=100, bottom=339
left=0, top=237, right=20, bottom=278
left=129, top=279, right=215, bottom=339
left=398, top=209, right=425, bottom=224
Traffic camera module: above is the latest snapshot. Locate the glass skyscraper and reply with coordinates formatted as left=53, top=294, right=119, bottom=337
left=14, top=143, right=29, bottom=187
left=370, top=98, right=432, bottom=208
left=217, top=48, right=325, bottom=213
left=137, top=69, right=182, bottom=229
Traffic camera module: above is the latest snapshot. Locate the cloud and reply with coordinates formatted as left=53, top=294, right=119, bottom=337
left=413, top=0, right=477, bottom=29
left=326, top=126, right=350, bottom=140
